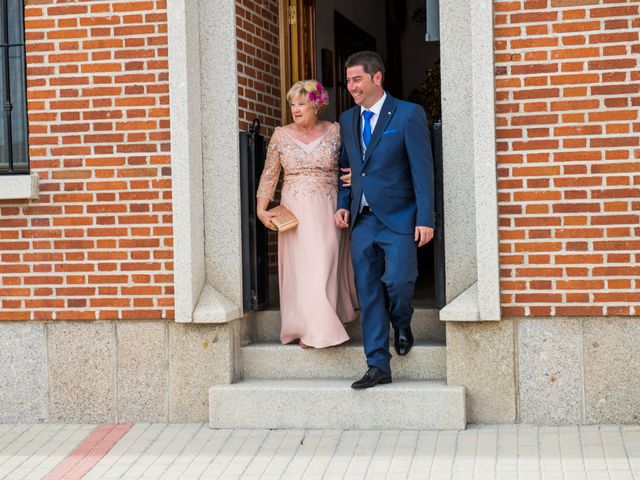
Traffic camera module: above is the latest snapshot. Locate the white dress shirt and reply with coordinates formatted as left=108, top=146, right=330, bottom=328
left=360, top=92, right=387, bottom=210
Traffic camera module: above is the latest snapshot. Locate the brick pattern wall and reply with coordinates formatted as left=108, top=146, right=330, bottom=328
left=236, top=0, right=281, bottom=137
left=495, top=0, right=639, bottom=317
left=0, top=0, right=174, bottom=321
left=236, top=0, right=282, bottom=276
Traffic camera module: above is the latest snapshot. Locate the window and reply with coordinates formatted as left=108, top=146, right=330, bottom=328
left=0, top=0, right=28, bottom=175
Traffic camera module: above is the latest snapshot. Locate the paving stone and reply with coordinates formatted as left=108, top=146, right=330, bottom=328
left=3, top=423, right=640, bottom=479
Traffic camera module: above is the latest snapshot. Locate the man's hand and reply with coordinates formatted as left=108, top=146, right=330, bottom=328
left=334, top=209, right=350, bottom=229
left=415, top=226, right=434, bottom=247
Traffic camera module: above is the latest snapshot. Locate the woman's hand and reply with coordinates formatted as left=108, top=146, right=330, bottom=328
left=257, top=209, right=277, bottom=231
left=340, top=167, right=352, bottom=187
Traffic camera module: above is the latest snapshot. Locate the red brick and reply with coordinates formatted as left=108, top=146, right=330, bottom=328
left=551, top=73, right=600, bottom=85
left=113, top=2, right=155, bottom=12
left=555, top=306, right=603, bottom=316
left=513, top=88, right=560, bottom=100
left=47, top=29, right=88, bottom=40
left=495, top=2, right=522, bottom=12
left=551, top=0, right=598, bottom=6
left=556, top=280, right=605, bottom=290
left=590, top=32, right=638, bottom=44
left=590, top=6, right=638, bottom=18
left=553, top=150, right=601, bottom=161
left=550, top=99, right=599, bottom=111
left=511, top=11, right=558, bottom=23
left=551, top=47, right=599, bottom=59
left=47, top=5, right=88, bottom=16
left=591, top=214, right=639, bottom=225
left=607, top=306, right=631, bottom=315
left=515, top=293, right=563, bottom=303
left=563, top=10, right=586, bottom=21
left=594, top=292, right=640, bottom=302
left=589, top=58, right=637, bottom=70
left=593, top=240, right=640, bottom=251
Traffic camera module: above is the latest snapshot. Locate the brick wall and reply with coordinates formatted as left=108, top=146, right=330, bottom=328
left=236, top=0, right=281, bottom=137
left=495, top=0, right=639, bottom=316
left=0, top=0, right=174, bottom=321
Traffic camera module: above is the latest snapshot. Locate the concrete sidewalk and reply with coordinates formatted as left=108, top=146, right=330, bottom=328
left=1, top=423, right=640, bottom=479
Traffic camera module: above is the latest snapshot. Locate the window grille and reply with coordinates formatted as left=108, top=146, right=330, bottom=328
left=0, top=0, right=28, bottom=175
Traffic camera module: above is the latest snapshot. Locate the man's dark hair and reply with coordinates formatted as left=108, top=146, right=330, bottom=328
left=345, top=51, right=385, bottom=82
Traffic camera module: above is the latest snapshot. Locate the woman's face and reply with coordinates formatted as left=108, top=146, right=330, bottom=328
left=290, top=95, right=316, bottom=124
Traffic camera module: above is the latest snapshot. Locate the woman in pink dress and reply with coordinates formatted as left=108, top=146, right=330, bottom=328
left=256, top=80, right=358, bottom=348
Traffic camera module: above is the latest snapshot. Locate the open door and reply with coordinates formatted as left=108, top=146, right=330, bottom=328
left=279, top=0, right=316, bottom=124
left=432, top=120, right=446, bottom=309
left=333, top=11, right=376, bottom=116
left=276, top=1, right=446, bottom=309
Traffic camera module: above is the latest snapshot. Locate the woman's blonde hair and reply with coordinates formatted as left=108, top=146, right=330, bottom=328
left=286, top=79, right=330, bottom=113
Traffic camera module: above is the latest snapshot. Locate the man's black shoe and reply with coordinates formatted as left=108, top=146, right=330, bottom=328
left=351, top=366, right=392, bottom=389
left=394, top=325, right=414, bottom=356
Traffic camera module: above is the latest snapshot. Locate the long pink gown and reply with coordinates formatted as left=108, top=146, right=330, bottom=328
left=257, top=122, right=358, bottom=348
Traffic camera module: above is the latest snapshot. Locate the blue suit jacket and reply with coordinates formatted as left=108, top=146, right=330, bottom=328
left=338, top=93, right=435, bottom=234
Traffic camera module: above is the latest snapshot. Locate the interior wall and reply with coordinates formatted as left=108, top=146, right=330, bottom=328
left=400, top=4, right=440, bottom=100
left=315, top=1, right=387, bottom=121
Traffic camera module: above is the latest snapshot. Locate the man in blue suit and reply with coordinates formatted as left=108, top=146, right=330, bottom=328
left=334, top=51, right=434, bottom=389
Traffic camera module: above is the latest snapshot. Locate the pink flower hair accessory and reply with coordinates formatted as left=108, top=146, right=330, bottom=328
left=305, top=81, right=330, bottom=108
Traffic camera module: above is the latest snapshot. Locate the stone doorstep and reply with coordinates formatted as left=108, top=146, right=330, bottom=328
left=209, top=379, right=466, bottom=430
left=249, top=308, right=446, bottom=343
left=241, top=341, right=447, bottom=380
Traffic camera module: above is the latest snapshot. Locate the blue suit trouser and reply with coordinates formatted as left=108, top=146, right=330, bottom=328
left=350, top=211, right=418, bottom=373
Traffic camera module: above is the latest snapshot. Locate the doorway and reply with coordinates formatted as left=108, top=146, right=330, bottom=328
left=332, top=12, right=376, bottom=115
left=272, top=0, right=444, bottom=309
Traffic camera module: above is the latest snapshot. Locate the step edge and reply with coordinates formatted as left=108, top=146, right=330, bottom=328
left=209, top=379, right=464, bottom=391
left=242, top=341, right=447, bottom=349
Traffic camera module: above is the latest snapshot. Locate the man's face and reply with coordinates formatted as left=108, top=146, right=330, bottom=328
left=346, top=65, right=383, bottom=109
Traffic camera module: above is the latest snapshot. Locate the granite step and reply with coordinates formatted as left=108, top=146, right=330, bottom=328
left=209, top=379, right=466, bottom=430
left=241, top=341, right=446, bottom=380
left=247, top=308, right=445, bottom=343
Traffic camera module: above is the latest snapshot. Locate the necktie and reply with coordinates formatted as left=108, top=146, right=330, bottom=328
left=362, top=110, right=374, bottom=149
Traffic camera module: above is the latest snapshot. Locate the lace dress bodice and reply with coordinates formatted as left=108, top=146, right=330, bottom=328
left=257, top=122, right=341, bottom=200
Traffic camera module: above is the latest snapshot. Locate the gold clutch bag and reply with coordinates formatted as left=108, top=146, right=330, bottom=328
left=268, top=205, right=298, bottom=232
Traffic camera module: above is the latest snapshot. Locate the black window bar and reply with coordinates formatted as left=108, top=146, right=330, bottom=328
left=1, top=0, right=29, bottom=175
